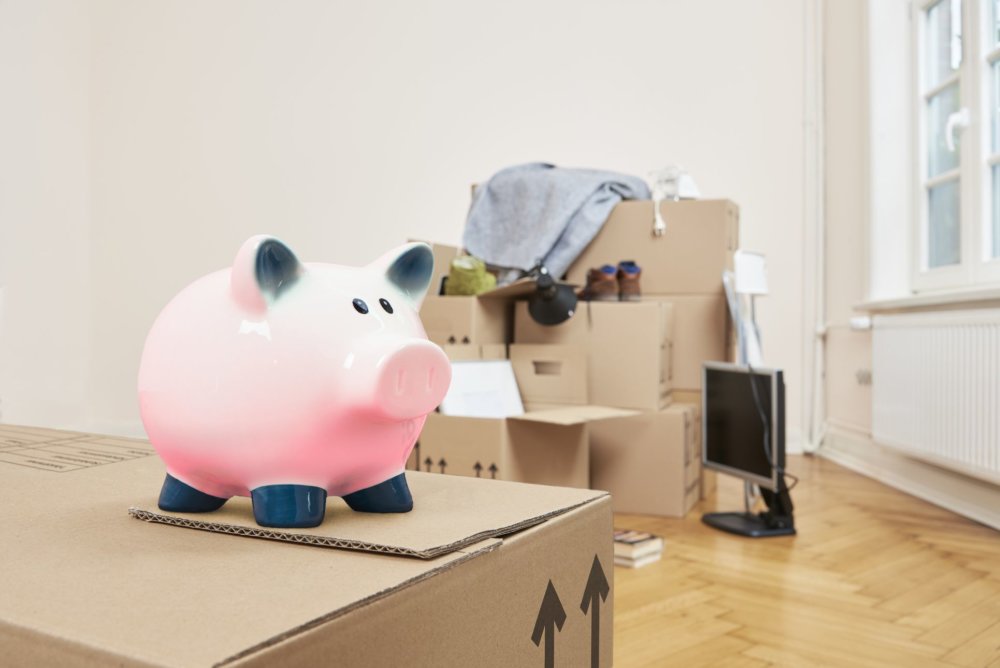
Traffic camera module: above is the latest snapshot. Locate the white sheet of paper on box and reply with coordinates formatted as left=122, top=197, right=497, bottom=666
left=439, top=360, right=525, bottom=418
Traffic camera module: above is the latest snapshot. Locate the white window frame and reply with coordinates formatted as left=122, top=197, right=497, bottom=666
left=912, top=0, right=1000, bottom=292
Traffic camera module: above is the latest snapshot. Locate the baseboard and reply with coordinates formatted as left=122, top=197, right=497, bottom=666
left=820, top=427, right=1000, bottom=531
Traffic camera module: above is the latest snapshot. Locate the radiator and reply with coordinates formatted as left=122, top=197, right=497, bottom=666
left=872, top=309, right=1000, bottom=485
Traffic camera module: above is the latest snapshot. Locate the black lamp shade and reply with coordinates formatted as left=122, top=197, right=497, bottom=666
left=528, top=273, right=578, bottom=326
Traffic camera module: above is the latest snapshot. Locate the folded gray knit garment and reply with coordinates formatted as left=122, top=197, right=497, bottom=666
left=463, top=163, right=650, bottom=281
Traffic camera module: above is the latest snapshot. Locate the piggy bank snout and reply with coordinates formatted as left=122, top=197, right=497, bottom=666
left=374, top=341, right=451, bottom=420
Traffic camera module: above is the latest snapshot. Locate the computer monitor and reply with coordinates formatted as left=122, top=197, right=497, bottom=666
left=701, top=361, right=795, bottom=537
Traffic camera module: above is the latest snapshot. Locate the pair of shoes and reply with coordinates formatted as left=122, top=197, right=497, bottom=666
left=580, top=261, right=642, bottom=302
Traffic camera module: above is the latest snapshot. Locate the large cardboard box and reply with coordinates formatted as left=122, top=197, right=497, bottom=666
left=0, top=424, right=614, bottom=667
left=513, top=301, right=674, bottom=411
left=589, top=403, right=702, bottom=517
left=643, top=294, right=730, bottom=392
left=565, top=199, right=739, bottom=295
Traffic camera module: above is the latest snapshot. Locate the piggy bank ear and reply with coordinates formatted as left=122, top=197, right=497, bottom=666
left=231, top=235, right=303, bottom=312
left=370, top=242, right=434, bottom=308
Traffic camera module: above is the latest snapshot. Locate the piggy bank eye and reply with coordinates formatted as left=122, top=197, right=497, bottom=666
left=352, top=298, right=369, bottom=314
left=379, top=298, right=394, bottom=314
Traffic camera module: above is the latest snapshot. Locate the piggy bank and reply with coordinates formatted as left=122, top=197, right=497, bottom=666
left=138, top=235, right=451, bottom=528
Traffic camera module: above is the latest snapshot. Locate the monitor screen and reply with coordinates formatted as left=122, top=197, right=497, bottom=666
left=703, top=363, right=784, bottom=490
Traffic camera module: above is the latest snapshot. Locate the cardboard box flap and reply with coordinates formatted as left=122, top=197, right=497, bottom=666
left=509, top=405, right=637, bottom=426
left=130, top=469, right=605, bottom=559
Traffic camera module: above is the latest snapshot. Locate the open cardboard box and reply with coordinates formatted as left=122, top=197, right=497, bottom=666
left=0, top=424, right=614, bottom=667
left=410, top=344, right=635, bottom=488
left=417, top=243, right=543, bottom=347
left=514, top=300, right=674, bottom=411
left=564, top=199, right=739, bottom=296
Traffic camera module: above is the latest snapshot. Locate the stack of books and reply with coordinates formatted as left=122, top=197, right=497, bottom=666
left=614, top=529, right=664, bottom=568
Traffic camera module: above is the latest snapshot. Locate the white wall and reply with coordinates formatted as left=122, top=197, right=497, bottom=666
left=0, top=0, right=93, bottom=427
left=823, top=0, right=872, bottom=435
left=3, top=0, right=810, bottom=439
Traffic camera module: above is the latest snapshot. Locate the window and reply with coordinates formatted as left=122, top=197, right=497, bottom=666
left=914, top=0, right=1000, bottom=290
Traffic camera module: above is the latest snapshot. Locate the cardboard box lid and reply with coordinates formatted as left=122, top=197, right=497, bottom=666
left=0, top=424, right=608, bottom=667
left=509, top=405, right=636, bottom=426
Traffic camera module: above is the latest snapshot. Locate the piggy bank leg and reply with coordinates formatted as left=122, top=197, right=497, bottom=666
left=250, top=485, right=327, bottom=528
left=158, top=474, right=229, bottom=513
left=342, top=473, right=413, bottom=513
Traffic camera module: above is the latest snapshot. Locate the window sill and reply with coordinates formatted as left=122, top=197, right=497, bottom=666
left=857, top=285, right=1000, bottom=313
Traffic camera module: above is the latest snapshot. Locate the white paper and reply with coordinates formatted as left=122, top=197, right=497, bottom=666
left=439, top=360, right=525, bottom=418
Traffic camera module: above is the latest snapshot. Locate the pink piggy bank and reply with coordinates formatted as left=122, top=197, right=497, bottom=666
left=138, top=235, right=451, bottom=528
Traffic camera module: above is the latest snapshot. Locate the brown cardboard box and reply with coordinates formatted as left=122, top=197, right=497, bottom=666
left=440, top=343, right=507, bottom=361
left=0, top=424, right=614, bottom=667
left=565, top=199, right=739, bottom=295
left=410, top=404, right=634, bottom=489
left=513, top=301, right=673, bottom=411
left=669, top=393, right=717, bottom=500
left=643, top=295, right=729, bottom=391
left=589, top=403, right=702, bottom=517
left=509, top=343, right=588, bottom=409
left=420, top=295, right=511, bottom=346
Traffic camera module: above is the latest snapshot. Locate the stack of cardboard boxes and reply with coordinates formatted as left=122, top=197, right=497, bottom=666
left=410, top=199, right=738, bottom=517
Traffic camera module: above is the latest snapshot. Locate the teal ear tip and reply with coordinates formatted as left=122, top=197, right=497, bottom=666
left=387, top=245, right=434, bottom=296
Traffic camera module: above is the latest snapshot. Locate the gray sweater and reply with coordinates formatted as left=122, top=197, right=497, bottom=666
left=463, top=163, right=650, bottom=281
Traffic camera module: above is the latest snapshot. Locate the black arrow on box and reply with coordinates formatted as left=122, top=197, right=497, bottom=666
left=531, top=580, right=566, bottom=668
left=438, top=457, right=447, bottom=474
left=580, top=555, right=610, bottom=668
left=488, top=463, right=498, bottom=479
left=423, top=457, right=432, bottom=472
left=473, top=462, right=482, bottom=477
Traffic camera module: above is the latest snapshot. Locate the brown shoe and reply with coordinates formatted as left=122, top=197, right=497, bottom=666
left=617, top=261, right=641, bottom=301
left=579, top=265, right=619, bottom=301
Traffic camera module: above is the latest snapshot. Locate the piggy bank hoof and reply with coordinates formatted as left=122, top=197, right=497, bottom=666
left=158, top=474, right=229, bottom=513
left=343, top=473, right=413, bottom=513
left=251, top=485, right=327, bottom=528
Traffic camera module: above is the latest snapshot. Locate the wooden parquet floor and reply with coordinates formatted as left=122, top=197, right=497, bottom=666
left=613, top=454, right=1000, bottom=667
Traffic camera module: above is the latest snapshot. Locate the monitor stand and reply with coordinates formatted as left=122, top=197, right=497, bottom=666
left=702, top=480, right=796, bottom=538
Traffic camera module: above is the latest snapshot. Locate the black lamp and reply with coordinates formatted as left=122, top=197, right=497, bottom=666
left=527, top=265, right=578, bottom=326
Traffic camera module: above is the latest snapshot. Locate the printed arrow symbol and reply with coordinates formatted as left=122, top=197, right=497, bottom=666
left=580, top=555, right=610, bottom=668
left=488, top=463, right=498, bottom=479
left=438, top=457, right=447, bottom=474
left=473, top=461, right=483, bottom=477
left=423, top=457, right=432, bottom=472
left=531, top=580, right=566, bottom=668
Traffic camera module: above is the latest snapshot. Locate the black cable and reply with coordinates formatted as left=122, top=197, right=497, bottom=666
left=746, top=363, right=798, bottom=492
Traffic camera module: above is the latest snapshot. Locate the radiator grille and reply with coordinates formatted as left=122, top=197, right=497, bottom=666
left=872, top=310, right=1000, bottom=484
